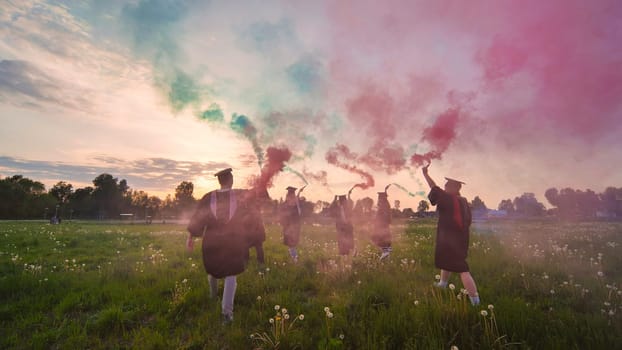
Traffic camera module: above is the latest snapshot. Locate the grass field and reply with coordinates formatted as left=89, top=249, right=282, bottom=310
left=1, top=218, right=621, bottom=349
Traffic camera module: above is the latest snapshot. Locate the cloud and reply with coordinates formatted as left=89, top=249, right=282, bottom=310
left=0, top=155, right=230, bottom=194
left=0, top=60, right=93, bottom=112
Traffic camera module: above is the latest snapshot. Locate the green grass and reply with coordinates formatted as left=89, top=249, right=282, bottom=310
left=1, top=219, right=621, bottom=349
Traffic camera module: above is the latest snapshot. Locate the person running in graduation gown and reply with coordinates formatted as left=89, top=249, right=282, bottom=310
left=372, top=190, right=392, bottom=260
left=280, top=186, right=303, bottom=262
left=422, top=163, right=480, bottom=305
left=186, top=168, right=264, bottom=323
left=331, top=194, right=355, bottom=255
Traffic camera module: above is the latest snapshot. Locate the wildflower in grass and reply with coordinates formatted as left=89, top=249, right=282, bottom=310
left=597, top=271, right=604, bottom=277
left=550, top=289, right=555, bottom=295
left=339, top=334, right=345, bottom=340
left=488, top=304, right=494, bottom=310
left=269, top=318, right=275, bottom=324
left=435, top=274, right=441, bottom=281
left=451, top=346, right=459, bottom=350
left=327, top=312, right=334, bottom=318
left=281, top=308, right=288, bottom=314
left=414, top=300, right=419, bottom=306
left=299, top=314, right=304, bottom=320
left=256, top=296, right=262, bottom=301
left=275, top=305, right=280, bottom=311
left=324, top=307, right=330, bottom=313
left=449, top=283, right=456, bottom=290
left=480, top=310, right=488, bottom=317
left=284, top=314, right=290, bottom=320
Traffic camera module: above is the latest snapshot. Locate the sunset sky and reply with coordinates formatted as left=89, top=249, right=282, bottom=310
left=1, top=0, right=621, bottom=210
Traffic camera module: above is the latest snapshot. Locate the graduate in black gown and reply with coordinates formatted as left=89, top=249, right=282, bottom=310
left=372, top=189, right=392, bottom=260
left=186, top=168, right=265, bottom=323
left=422, top=163, right=480, bottom=305
left=280, top=186, right=303, bottom=262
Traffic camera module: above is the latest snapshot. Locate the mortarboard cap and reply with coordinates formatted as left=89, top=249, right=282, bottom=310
left=444, top=177, right=465, bottom=185
left=214, top=168, right=233, bottom=178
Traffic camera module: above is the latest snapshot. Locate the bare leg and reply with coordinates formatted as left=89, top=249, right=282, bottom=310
left=222, top=275, right=237, bottom=318
left=460, top=272, right=478, bottom=297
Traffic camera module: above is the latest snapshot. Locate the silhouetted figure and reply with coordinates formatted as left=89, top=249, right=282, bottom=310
left=280, top=186, right=304, bottom=262
left=186, top=168, right=265, bottom=323
left=331, top=194, right=354, bottom=255
left=422, top=163, right=480, bottom=305
left=372, top=190, right=392, bottom=260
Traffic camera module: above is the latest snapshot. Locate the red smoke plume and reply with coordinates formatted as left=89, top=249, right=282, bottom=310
left=303, top=168, right=329, bottom=187
left=249, top=146, right=292, bottom=190
left=325, top=144, right=375, bottom=189
left=410, top=108, right=460, bottom=167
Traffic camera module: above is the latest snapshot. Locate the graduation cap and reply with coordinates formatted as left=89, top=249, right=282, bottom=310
left=377, top=192, right=388, bottom=197
left=338, top=194, right=347, bottom=200
left=214, top=168, right=233, bottom=178
left=444, top=177, right=465, bottom=185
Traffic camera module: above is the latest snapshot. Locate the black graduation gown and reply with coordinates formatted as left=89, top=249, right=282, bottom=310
left=372, top=198, right=391, bottom=248
left=280, top=202, right=301, bottom=247
left=428, top=186, right=472, bottom=272
left=331, top=200, right=354, bottom=255
left=187, top=189, right=260, bottom=278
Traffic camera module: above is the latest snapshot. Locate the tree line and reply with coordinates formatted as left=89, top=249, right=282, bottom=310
left=0, top=174, right=620, bottom=220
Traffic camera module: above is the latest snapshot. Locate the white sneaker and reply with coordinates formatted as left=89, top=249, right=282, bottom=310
left=380, top=252, right=390, bottom=260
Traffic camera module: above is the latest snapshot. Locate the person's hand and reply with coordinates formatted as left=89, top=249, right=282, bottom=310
left=186, top=235, right=194, bottom=252
left=422, top=162, right=430, bottom=174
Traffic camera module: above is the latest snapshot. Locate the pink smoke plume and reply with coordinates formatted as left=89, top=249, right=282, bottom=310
left=302, top=168, right=329, bottom=187
left=325, top=144, right=375, bottom=190
left=325, top=0, right=622, bottom=159
left=410, top=108, right=460, bottom=167
left=248, top=146, right=292, bottom=191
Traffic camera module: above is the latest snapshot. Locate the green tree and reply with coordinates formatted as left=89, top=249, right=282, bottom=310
left=175, top=181, right=196, bottom=214
left=498, top=199, right=515, bottom=214
left=417, top=200, right=429, bottom=214
left=0, top=175, right=54, bottom=219
left=513, top=193, right=545, bottom=217
left=92, top=174, right=125, bottom=219
left=50, top=181, right=73, bottom=204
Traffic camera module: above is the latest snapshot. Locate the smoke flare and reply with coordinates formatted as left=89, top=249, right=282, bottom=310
left=325, top=144, right=375, bottom=190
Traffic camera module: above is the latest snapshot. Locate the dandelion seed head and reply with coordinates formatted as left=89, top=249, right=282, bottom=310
left=327, top=312, right=334, bottom=318
left=488, top=304, right=494, bottom=310
left=256, top=296, right=262, bottom=301
left=414, top=300, right=419, bottom=306
left=274, top=305, right=280, bottom=311
left=324, top=306, right=330, bottom=312
left=269, top=318, right=274, bottom=324
left=339, top=334, right=344, bottom=340
left=480, top=310, right=488, bottom=317
left=449, top=283, right=456, bottom=290
left=299, top=314, right=304, bottom=320
left=435, top=274, right=441, bottom=281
